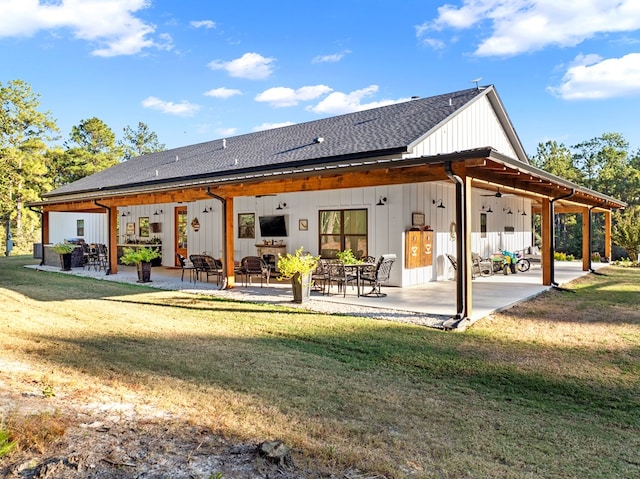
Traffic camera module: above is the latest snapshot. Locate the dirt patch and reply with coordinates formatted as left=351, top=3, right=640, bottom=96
left=0, top=361, right=318, bottom=479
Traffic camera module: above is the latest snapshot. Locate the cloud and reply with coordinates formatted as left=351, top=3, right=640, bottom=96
left=308, top=85, right=411, bottom=115
left=417, top=0, right=640, bottom=57
left=190, top=20, right=216, bottom=29
left=141, top=96, right=201, bottom=116
left=253, top=121, right=295, bottom=132
left=547, top=53, right=640, bottom=100
left=208, top=52, right=275, bottom=79
left=0, top=0, right=171, bottom=57
left=204, top=87, right=242, bottom=99
left=312, top=50, right=351, bottom=63
left=254, top=85, right=333, bottom=107
left=215, top=127, right=238, bottom=136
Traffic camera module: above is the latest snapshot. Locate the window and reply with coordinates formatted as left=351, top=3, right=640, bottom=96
left=319, top=209, right=367, bottom=258
left=480, top=213, right=487, bottom=238
left=139, top=217, right=150, bottom=237
left=238, top=213, right=255, bottom=238
left=76, top=219, right=84, bottom=237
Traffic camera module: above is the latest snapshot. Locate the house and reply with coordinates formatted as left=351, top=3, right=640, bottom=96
left=31, top=85, right=625, bottom=326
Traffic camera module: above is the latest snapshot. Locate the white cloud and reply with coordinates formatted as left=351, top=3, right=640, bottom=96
left=190, top=20, right=215, bottom=29
left=254, top=85, right=333, bottom=107
left=547, top=53, right=640, bottom=100
left=0, top=0, right=170, bottom=57
left=141, top=96, right=201, bottom=116
left=417, top=0, right=640, bottom=57
left=253, top=121, right=295, bottom=132
left=208, top=52, right=275, bottom=80
left=308, top=85, right=411, bottom=115
left=312, top=50, right=351, bottom=63
left=204, top=87, right=242, bottom=99
left=215, top=127, right=238, bottom=136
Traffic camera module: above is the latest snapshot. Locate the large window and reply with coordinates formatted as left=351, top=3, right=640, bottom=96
left=319, top=209, right=368, bottom=258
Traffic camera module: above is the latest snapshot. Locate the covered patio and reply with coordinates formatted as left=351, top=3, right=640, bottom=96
left=28, top=260, right=607, bottom=330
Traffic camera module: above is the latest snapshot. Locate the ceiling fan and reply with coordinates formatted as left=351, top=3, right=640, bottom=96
left=481, top=188, right=512, bottom=198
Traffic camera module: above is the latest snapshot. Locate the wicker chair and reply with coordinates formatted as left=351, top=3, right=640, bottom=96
left=240, top=256, right=270, bottom=287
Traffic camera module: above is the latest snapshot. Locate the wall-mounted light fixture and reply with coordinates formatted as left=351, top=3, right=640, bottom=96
left=121, top=211, right=130, bottom=217
left=503, top=207, right=513, bottom=215
left=482, top=205, right=493, bottom=213
left=376, top=196, right=387, bottom=206
left=202, top=206, right=213, bottom=214
left=276, top=202, right=287, bottom=210
left=518, top=209, right=527, bottom=216
left=432, top=199, right=445, bottom=209
left=153, top=209, right=163, bottom=215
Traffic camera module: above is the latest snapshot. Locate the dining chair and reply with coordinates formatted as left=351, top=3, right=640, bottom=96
left=326, top=260, right=357, bottom=297
left=240, top=256, right=270, bottom=287
left=361, top=254, right=396, bottom=297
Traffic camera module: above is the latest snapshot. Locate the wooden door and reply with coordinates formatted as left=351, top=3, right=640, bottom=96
left=175, top=206, right=188, bottom=265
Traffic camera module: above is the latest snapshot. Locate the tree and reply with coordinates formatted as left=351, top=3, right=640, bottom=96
left=50, top=117, right=122, bottom=186
left=531, top=140, right=582, bottom=183
left=120, top=122, right=165, bottom=160
left=612, top=205, right=640, bottom=261
left=0, top=79, right=58, bottom=252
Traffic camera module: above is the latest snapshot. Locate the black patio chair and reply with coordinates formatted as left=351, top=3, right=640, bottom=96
left=240, top=256, right=270, bottom=287
left=325, top=260, right=357, bottom=297
left=361, top=254, right=396, bottom=297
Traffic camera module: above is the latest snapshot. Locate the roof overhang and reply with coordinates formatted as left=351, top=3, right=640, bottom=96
left=29, top=148, right=625, bottom=213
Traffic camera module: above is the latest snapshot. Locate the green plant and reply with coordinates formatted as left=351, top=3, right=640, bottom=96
left=51, top=243, right=76, bottom=255
left=277, top=247, right=319, bottom=282
left=0, top=428, right=17, bottom=458
left=119, top=246, right=161, bottom=265
left=335, top=249, right=361, bottom=264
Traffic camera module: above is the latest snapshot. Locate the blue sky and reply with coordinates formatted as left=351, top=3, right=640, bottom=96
left=1, top=0, right=639, bottom=157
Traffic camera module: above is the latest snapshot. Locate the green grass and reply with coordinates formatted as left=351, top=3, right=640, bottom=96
left=1, top=255, right=639, bottom=478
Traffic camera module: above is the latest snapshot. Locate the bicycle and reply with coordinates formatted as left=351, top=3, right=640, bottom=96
left=515, top=250, right=530, bottom=272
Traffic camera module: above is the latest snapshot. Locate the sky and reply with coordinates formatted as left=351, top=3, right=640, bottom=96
left=1, top=0, right=639, bottom=158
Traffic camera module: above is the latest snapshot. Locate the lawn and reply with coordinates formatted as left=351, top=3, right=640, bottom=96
left=1, top=255, right=638, bottom=478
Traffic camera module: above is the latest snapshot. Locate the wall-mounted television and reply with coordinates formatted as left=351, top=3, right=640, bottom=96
left=258, top=215, right=288, bottom=237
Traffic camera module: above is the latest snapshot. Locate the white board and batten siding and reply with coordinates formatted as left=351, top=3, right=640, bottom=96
left=411, top=95, right=519, bottom=160
left=48, top=212, right=107, bottom=245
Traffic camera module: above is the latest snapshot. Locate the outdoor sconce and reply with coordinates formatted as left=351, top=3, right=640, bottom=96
left=154, top=209, right=163, bottom=215
left=121, top=211, right=130, bottom=217
left=518, top=209, right=527, bottom=216
left=503, top=207, right=514, bottom=215
left=482, top=205, right=493, bottom=213
left=376, top=196, right=387, bottom=206
left=276, top=201, right=287, bottom=210
left=202, top=206, right=213, bottom=213
left=432, top=199, right=445, bottom=209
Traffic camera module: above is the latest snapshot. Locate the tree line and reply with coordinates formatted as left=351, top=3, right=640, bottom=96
left=1, top=79, right=639, bottom=259
left=1, top=79, right=164, bottom=253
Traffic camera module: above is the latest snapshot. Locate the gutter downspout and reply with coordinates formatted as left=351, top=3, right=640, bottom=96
left=549, top=189, right=575, bottom=288
left=443, top=161, right=470, bottom=328
left=94, top=200, right=112, bottom=275
left=206, top=187, right=227, bottom=290
left=28, top=206, right=44, bottom=266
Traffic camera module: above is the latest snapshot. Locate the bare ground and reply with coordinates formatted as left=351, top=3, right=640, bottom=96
left=0, top=359, right=324, bottom=479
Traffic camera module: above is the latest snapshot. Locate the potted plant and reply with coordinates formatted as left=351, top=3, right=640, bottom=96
left=51, top=242, right=76, bottom=271
left=277, top=247, right=319, bottom=303
left=120, top=246, right=161, bottom=283
left=336, top=248, right=361, bottom=264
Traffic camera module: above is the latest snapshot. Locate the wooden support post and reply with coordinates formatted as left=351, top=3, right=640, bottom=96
left=541, top=197, right=552, bottom=286
left=604, top=210, right=612, bottom=261
left=582, top=206, right=590, bottom=271
left=109, top=206, right=119, bottom=274
left=224, top=197, right=236, bottom=288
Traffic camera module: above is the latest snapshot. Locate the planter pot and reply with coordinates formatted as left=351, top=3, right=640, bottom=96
left=60, top=253, right=72, bottom=271
left=137, top=261, right=152, bottom=283
left=291, top=271, right=313, bottom=303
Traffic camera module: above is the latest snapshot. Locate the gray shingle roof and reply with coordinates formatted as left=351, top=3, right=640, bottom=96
left=45, top=87, right=484, bottom=198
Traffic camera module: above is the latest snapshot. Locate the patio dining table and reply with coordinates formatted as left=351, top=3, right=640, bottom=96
left=344, top=262, right=376, bottom=297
